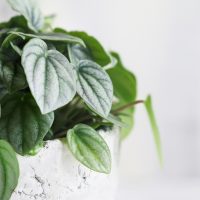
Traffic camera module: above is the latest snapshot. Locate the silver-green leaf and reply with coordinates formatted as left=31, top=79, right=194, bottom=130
left=22, top=38, right=76, bottom=114
left=10, top=31, right=85, bottom=47
left=7, top=0, right=44, bottom=32
left=0, top=140, right=19, bottom=200
left=68, top=44, right=92, bottom=66
left=0, top=94, right=54, bottom=155
left=55, top=29, right=111, bottom=67
left=67, top=124, right=111, bottom=174
left=76, top=60, right=113, bottom=118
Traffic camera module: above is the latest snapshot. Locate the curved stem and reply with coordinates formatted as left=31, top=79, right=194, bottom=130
left=112, top=100, right=144, bottom=114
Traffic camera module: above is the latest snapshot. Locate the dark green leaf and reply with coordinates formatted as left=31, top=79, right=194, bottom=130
left=7, top=0, right=44, bottom=32
left=51, top=103, right=73, bottom=133
left=0, top=84, right=8, bottom=101
left=69, top=31, right=111, bottom=66
left=76, top=60, right=113, bottom=118
left=0, top=29, right=9, bottom=46
left=144, top=95, right=162, bottom=164
left=0, top=93, right=54, bottom=155
left=1, top=30, right=25, bottom=62
left=0, top=16, right=28, bottom=30
left=67, top=124, right=111, bottom=174
left=0, top=140, right=19, bottom=200
left=0, top=62, right=27, bottom=92
left=1, top=31, right=25, bottom=49
left=55, top=28, right=111, bottom=66
left=22, top=38, right=76, bottom=114
left=108, top=52, right=137, bottom=139
left=0, top=16, right=28, bottom=49
left=108, top=52, right=137, bottom=104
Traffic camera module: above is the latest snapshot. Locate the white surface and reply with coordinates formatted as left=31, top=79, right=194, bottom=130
left=11, top=129, right=120, bottom=200
left=116, top=178, right=200, bottom=200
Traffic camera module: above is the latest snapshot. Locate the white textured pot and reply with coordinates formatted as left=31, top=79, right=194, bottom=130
left=11, top=128, right=120, bottom=200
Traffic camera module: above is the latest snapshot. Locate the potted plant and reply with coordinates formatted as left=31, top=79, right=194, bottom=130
left=0, top=0, right=161, bottom=200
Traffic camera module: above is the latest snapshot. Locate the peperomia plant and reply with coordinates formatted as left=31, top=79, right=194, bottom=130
left=0, top=0, right=161, bottom=199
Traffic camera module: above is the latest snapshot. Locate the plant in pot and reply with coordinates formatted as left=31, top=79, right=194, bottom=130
left=0, top=0, right=161, bottom=200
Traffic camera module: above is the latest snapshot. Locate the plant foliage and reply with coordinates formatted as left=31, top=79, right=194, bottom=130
left=0, top=140, right=19, bottom=200
left=0, top=0, right=161, bottom=197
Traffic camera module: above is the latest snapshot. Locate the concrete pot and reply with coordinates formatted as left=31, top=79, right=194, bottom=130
left=11, top=128, right=120, bottom=200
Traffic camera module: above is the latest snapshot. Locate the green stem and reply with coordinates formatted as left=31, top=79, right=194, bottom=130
left=54, top=130, right=67, bottom=139
left=112, top=100, right=144, bottom=114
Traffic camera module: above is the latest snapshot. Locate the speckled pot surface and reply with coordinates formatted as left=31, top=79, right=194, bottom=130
left=11, top=128, right=120, bottom=200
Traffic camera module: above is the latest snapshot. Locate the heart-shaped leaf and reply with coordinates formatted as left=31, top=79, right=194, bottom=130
left=10, top=31, right=85, bottom=47
left=22, top=38, right=76, bottom=114
left=76, top=60, right=113, bottom=118
left=0, top=140, right=19, bottom=200
left=7, top=0, right=44, bottom=32
left=0, top=62, right=27, bottom=93
left=55, top=29, right=111, bottom=66
left=67, top=124, right=111, bottom=174
left=0, top=94, right=54, bottom=155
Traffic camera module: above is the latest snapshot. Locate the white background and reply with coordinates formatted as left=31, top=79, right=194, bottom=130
left=1, top=0, right=200, bottom=199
